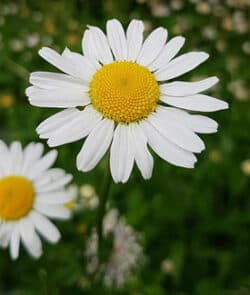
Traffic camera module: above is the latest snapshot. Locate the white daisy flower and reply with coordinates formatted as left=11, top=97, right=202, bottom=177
left=85, top=209, right=144, bottom=288
left=26, top=19, right=228, bottom=183
left=0, top=141, right=72, bottom=260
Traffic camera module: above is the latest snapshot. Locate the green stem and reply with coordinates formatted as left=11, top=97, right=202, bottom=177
left=3, top=58, right=29, bottom=80
left=97, top=164, right=112, bottom=261
left=39, top=269, right=48, bottom=295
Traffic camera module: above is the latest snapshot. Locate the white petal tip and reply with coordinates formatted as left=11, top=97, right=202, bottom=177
left=47, top=140, right=59, bottom=148
left=107, top=19, right=119, bottom=26
left=51, top=233, right=61, bottom=244
left=51, top=149, right=58, bottom=157
left=36, top=127, right=42, bottom=134
left=62, top=47, right=70, bottom=55
left=187, top=160, right=197, bottom=169
left=213, top=76, right=219, bottom=83
left=67, top=174, right=73, bottom=183
left=213, top=100, right=229, bottom=111
left=199, top=145, right=206, bottom=153
left=121, top=179, right=128, bottom=184
left=87, top=25, right=95, bottom=29
left=38, top=47, right=49, bottom=57
left=36, top=252, right=43, bottom=259
left=31, top=249, right=43, bottom=259
left=11, top=255, right=19, bottom=261
left=222, top=101, right=229, bottom=110
left=202, top=52, right=209, bottom=59
left=64, top=211, right=71, bottom=220
left=110, top=173, right=118, bottom=184
left=76, top=160, right=89, bottom=173
left=28, top=99, right=35, bottom=106
left=25, top=88, right=30, bottom=97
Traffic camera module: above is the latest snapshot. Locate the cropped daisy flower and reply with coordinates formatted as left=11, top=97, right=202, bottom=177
left=26, top=19, right=228, bottom=183
left=85, top=209, right=144, bottom=288
left=0, top=141, right=72, bottom=260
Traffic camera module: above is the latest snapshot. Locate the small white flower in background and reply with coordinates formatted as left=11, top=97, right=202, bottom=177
left=9, top=39, right=24, bottom=52
left=26, top=19, right=228, bottom=183
left=161, top=258, right=174, bottom=274
left=65, top=184, right=99, bottom=213
left=148, top=0, right=170, bottom=18
left=0, top=141, right=72, bottom=260
left=26, top=33, right=40, bottom=48
left=242, top=41, right=250, bottom=55
left=228, top=79, right=248, bottom=102
left=241, top=159, right=250, bottom=176
left=85, top=209, right=144, bottom=288
left=80, top=184, right=99, bottom=210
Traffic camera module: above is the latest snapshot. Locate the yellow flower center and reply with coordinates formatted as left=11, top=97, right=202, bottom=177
left=90, top=61, right=160, bottom=123
left=0, top=176, right=34, bottom=221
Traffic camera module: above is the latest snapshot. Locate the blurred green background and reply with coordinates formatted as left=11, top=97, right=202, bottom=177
left=0, top=0, right=250, bottom=294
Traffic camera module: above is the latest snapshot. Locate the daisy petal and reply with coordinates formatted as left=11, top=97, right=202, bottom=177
left=85, top=26, right=113, bottom=64
left=10, top=226, right=20, bottom=260
left=0, top=144, right=11, bottom=177
left=39, top=106, right=102, bottom=147
left=30, top=72, right=89, bottom=91
left=23, top=142, right=44, bottom=159
left=20, top=217, right=42, bottom=259
left=9, top=141, right=23, bottom=175
left=30, top=211, right=61, bottom=244
left=0, top=223, right=12, bottom=248
left=137, top=27, right=168, bottom=67
left=82, top=30, right=104, bottom=64
left=126, top=20, right=144, bottom=62
left=157, top=106, right=218, bottom=134
left=28, top=232, right=42, bottom=259
left=0, top=140, right=8, bottom=153
left=82, top=29, right=111, bottom=65
left=36, top=174, right=72, bottom=193
left=110, top=124, right=134, bottom=183
left=160, top=77, right=219, bottom=96
left=21, top=143, right=44, bottom=174
left=27, top=150, right=58, bottom=180
left=130, top=123, right=153, bottom=179
left=155, top=52, right=209, bottom=81
left=36, top=190, right=73, bottom=204
left=161, top=94, right=229, bottom=112
left=186, top=115, right=218, bottom=134
left=82, top=30, right=95, bottom=58
left=148, top=112, right=205, bottom=153
left=141, top=120, right=197, bottom=168
left=34, top=168, right=66, bottom=190
left=62, top=47, right=99, bottom=81
left=107, top=19, right=127, bottom=60
left=149, top=36, right=185, bottom=71
left=77, top=119, right=114, bottom=171
left=26, top=86, right=90, bottom=108
left=34, top=203, right=70, bottom=220
left=39, top=47, right=78, bottom=77
left=37, top=108, right=80, bottom=135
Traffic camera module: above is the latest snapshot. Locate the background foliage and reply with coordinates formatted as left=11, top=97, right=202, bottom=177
left=0, top=0, right=250, bottom=294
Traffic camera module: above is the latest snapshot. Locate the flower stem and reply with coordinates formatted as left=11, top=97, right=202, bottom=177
left=97, top=163, right=112, bottom=261
left=4, top=58, right=29, bottom=80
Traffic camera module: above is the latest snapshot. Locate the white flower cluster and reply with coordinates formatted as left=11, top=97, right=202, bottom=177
left=85, top=209, right=144, bottom=288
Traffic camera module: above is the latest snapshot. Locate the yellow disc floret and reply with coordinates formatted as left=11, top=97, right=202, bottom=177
left=0, top=176, right=34, bottom=221
left=90, top=61, right=159, bottom=123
